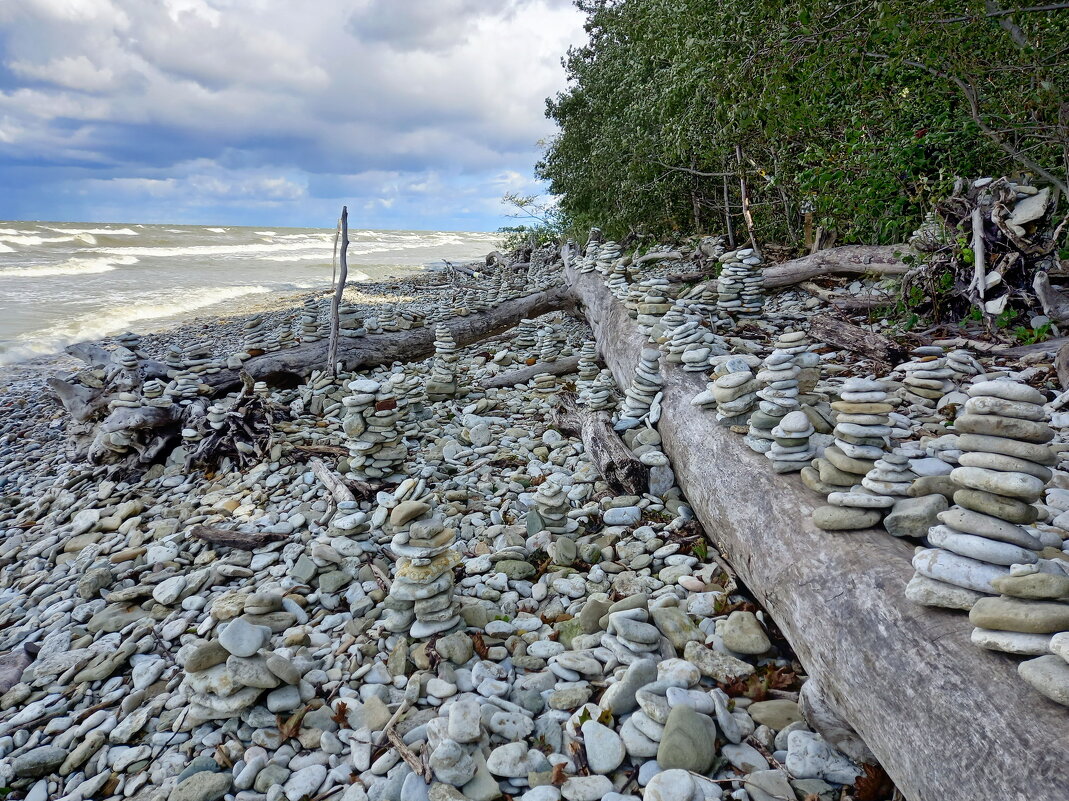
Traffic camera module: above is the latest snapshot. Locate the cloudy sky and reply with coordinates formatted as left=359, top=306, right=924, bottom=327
left=0, top=0, right=586, bottom=231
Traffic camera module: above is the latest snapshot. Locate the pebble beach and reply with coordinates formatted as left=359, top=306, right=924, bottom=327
left=0, top=221, right=1068, bottom=801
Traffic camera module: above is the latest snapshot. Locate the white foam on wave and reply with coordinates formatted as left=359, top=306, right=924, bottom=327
left=93, top=241, right=331, bottom=257
left=0, top=234, right=77, bottom=246
left=0, top=255, right=139, bottom=279
left=0, top=243, right=13, bottom=253
left=205, top=227, right=228, bottom=233
left=43, top=226, right=139, bottom=236
left=0, top=284, right=272, bottom=366
left=255, top=231, right=277, bottom=236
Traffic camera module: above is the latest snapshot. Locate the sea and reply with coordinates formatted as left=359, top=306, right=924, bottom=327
left=0, top=222, right=500, bottom=365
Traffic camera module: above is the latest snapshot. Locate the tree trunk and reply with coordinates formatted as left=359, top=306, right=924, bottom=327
left=808, top=315, right=907, bottom=368
left=327, top=206, right=350, bottom=375
left=188, top=524, right=291, bottom=550
left=550, top=392, right=648, bottom=495
left=482, top=355, right=583, bottom=389
left=762, top=245, right=910, bottom=288
left=563, top=259, right=1069, bottom=801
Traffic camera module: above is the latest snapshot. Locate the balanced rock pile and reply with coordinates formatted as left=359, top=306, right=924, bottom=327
left=811, top=379, right=893, bottom=530
left=298, top=296, right=325, bottom=342
left=576, top=340, right=599, bottom=390
left=617, top=348, right=664, bottom=430
left=894, top=346, right=956, bottom=421
left=717, top=248, right=765, bottom=317
left=745, top=333, right=807, bottom=454
left=908, top=380, right=1055, bottom=609
left=692, top=358, right=758, bottom=427
left=661, top=310, right=719, bottom=371
left=767, top=409, right=816, bottom=473
left=242, top=315, right=270, bottom=355
left=338, top=302, right=366, bottom=339
left=346, top=383, right=408, bottom=480
left=514, top=319, right=539, bottom=349
left=427, top=325, right=460, bottom=401
left=580, top=369, right=618, bottom=411
left=383, top=498, right=462, bottom=638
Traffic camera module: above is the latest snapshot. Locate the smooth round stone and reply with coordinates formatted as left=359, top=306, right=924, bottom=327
left=831, top=401, right=893, bottom=414
left=957, top=433, right=1057, bottom=466
left=812, top=505, right=882, bottom=530
left=219, top=619, right=270, bottom=658
left=778, top=410, right=812, bottom=434
left=950, top=466, right=1045, bottom=501
left=912, top=547, right=1009, bottom=594
left=643, top=769, right=696, bottom=801
left=1018, top=655, right=1069, bottom=706
left=561, top=776, right=613, bottom=801
left=969, top=596, right=1069, bottom=633
left=827, top=492, right=894, bottom=509
left=927, top=525, right=1038, bottom=566
left=842, top=378, right=888, bottom=393
left=938, top=507, right=1042, bottom=549
left=721, top=611, right=770, bottom=654
left=580, top=720, right=625, bottom=774
left=971, top=627, right=1052, bottom=655
left=656, top=706, right=716, bottom=773
left=957, top=451, right=1052, bottom=483
left=963, top=395, right=1045, bottom=421
left=954, top=489, right=1039, bottom=525
left=954, top=414, right=1053, bottom=444
left=967, top=380, right=1045, bottom=405
left=905, top=573, right=984, bottom=610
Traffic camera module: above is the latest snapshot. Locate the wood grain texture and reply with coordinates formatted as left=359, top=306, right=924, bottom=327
left=564, top=260, right=1069, bottom=801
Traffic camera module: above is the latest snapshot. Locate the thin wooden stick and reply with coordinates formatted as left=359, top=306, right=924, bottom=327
left=327, top=206, right=349, bottom=376
left=735, top=144, right=757, bottom=250
left=722, top=173, right=735, bottom=248
left=971, top=207, right=987, bottom=301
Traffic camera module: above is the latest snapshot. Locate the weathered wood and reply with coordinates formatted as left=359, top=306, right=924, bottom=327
left=1056, top=342, right=1069, bottom=390
left=551, top=392, right=648, bottom=496
left=204, top=287, right=571, bottom=392
left=309, top=456, right=357, bottom=504
left=762, top=245, right=910, bottom=289
left=188, top=524, right=290, bottom=550
left=808, top=315, right=906, bottom=367
left=482, top=355, right=583, bottom=389
left=327, top=207, right=349, bottom=375
left=564, top=259, right=1069, bottom=801
left=1032, top=271, right=1069, bottom=325
left=798, top=281, right=889, bottom=311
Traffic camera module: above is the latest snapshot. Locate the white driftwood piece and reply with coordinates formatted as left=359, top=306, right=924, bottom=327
left=564, top=259, right=1069, bottom=801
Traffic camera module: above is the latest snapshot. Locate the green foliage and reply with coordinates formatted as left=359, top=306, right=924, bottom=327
left=539, top=0, right=1069, bottom=245
left=1013, top=322, right=1053, bottom=344
left=496, top=192, right=568, bottom=253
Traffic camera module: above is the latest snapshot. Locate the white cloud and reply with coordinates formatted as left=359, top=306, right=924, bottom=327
left=0, top=0, right=586, bottom=228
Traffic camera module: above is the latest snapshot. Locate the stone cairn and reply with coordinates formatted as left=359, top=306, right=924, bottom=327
left=114, top=330, right=142, bottom=353
left=894, top=345, right=956, bottom=422
left=382, top=498, right=462, bottom=639
left=538, top=326, right=561, bottom=363
left=513, top=318, right=539, bottom=349
left=631, top=278, right=673, bottom=337
left=576, top=341, right=599, bottom=391
left=745, top=332, right=808, bottom=454
left=908, top=379, right=1055, bottom=611
left=242, top=315, right=270, bottom=354
left=605, top=261, right=630, bottom=300
left=617, top=348, right=663, bottom=429
left=662, top=309, right=719, bottom=372
left=275, top=318, right=296, bottom=350
left=594, top=240, right=621, bottom=274
left=338, top=302, right=366, bottom=339
left=767, top=409, right=816, bottom=474
left=691, top=357, right=758, bottom=427
left=717, top=247, right=765, bottom=317
left=176, top=595, right=306, bottom=731
left=426, top=326, right=460, bottom=402
left=298, top=296, right=325, bottom=342
left=528, top=478, right=575, bottom=541
left=811, top=378, right=894, bottom=530
left=141, top=378, right=169, bottom=408
left=345, top=381, right=407, bottom=480
left=580, top=369, right=617, bottom=411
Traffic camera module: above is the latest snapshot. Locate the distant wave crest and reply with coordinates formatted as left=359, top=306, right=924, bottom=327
left=0, top=255, right=139, bottom=279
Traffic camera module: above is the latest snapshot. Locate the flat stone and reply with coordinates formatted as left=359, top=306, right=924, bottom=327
left=748, top=699, right=802, bottom=730
left=911, top=548, right=1008, bottom=594
left=12, top=746, right=67, bottom=779
left=745, top=770, right=796, bottom=801
left=1018, top=654, right=1069, bottom=706
left=657, top=705, right=716, bottom=773
left=812, top=505, right=882, bottom=531
left=643, top=769, right=695, bottom=801
left=218, top=618, right=270, bottom=657
left=169, top=771, right=233, bottom=801
left=950, top=466, right=1045, bottom=501
left=953, top=488, right=1038, bottom=525
left=884, top=495, right=947, bottom=538
left=683, top=641, right=755, bottom=682
left=938, top=507, right=1042, bottom=549
left=967, top=380, right=1045, bottom=405
left=649, top=605, right=702, bottom=650
left=969, top=596, right=1069, bottom=633
left=927, top=525, right=1038, bottom=566
left=957, top=433, right=1056, bottom=466
left=561, top=776, right=612, bottom=801
left=905, top=574, right=984, bottom=610
left=992, top=572, right=1069, bottom=600
left=971, top=627, right=1052, bottom=655
left=722, top=611, right=770, bottom=654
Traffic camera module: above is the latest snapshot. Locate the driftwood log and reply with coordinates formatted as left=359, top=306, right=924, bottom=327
left=762, top=245, right=910, bottom=289
left=564, top=258, right=1069, bottom=801
left=204, top=286, right=571, bottom=392
left=188, top=524, right=291, bottom=550
left=550, top=392, right=648, bottom=495
left=482, top=355, right=583, bottom=389
left=808, top=315, right=907, bottom=368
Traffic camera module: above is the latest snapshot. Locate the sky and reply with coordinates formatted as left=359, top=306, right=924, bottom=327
left=0, top=0, right=586, bottom=231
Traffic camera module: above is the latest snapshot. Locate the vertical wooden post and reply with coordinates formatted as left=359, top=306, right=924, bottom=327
left=722, top=173, right=735, bottom=248
left=735, top=144, right=758, bottom=250
left=327, top=206, right=349, bottom=376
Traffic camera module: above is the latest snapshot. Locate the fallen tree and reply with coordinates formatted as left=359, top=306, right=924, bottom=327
left=550, top=392, right=648, bottom=495
left=564, top=257, right=1069, bottom=801
left=762, top=245, right=910, bottom=288
left=482, top=355, right=582, bottom=389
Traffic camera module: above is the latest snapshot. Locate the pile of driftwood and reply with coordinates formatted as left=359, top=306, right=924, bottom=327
left=904, top=176, right=1067, bottom=326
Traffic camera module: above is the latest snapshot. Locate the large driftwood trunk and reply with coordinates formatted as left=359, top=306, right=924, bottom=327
left=762, top=245, right=909, bottom=288
left=564, top=261, right=1069, bottom=801
left=551, top=392, right=648, bottom=495
left=205, top=287, right=571, bottom=392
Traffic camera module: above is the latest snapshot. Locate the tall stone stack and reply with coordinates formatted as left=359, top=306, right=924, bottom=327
left=426, top=326, right=460, bottom=401
left=115, top=331, right=142, bottom=353
left=276, top=319, right=296, bottom=349
left=605, top=262, right=631, bottom=300
left=808, top=379, right=894, bottom=530
left=716, top=248, right=764, bottom=317
left=528, top=479, right=575, bottom=538
left=617, top=349, right=663, bottom=429
left=907, top=380, right=1054, bottom=610
left=576, top=341, right=599, bottom=391
left=341, top=378, right=378, bottom=440
left=537, top=327, right=561, bottom=363
left=347, top=384, right=407, bottom=480
left=947, top=348, right=984, bottom=383
left=382, top=499, right=462, bottom=639
left=745, top=333, right=806, bottom=454
left=595, top=240, right=621, bottom=274
left=705, top=363, right=759, bottom=428
left=116, top=347, right=139, bottom=372
left=298, top=297, right=325, bottom=342
left=514, top=319, right=539, bottom=349
left=894, top=346, right=955, bottom=421
left=338, top=303, right=366, bottom=339
left=242, top=315, right=270, bottom=355
left=633, top=279, right=674, bottom=337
